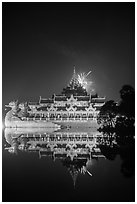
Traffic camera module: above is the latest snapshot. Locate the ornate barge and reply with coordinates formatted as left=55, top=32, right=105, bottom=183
left=5, top=69, right=105, bottom=128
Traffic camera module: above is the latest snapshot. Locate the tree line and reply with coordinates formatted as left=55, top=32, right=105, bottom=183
left=97, top=85, right=135, bottom=136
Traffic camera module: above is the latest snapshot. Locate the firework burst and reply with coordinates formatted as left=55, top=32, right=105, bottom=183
left=77, top=71, right=93, bottom=91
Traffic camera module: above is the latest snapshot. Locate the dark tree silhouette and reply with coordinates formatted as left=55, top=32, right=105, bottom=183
left=119, top=85, right=135, bottom=118
left=98, top=85, right=135, bottom=135
left=97, top=85, right=135, bottom=178
left=97, top=100, right=117, bottom=128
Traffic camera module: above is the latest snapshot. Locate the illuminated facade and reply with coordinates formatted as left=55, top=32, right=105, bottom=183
left=5, top=69, right=105, bottom=127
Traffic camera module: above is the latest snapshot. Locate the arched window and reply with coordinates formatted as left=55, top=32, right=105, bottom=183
left=62, top=114, right=68, bottom=120
left=88, top=114, right=93, bottom=120
left=69, top=114, right=74, bottom=119
left=82, top=114, right=87, bottom=120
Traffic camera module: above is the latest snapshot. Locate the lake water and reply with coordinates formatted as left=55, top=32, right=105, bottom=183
left=2, top=127, right=135, bottom=202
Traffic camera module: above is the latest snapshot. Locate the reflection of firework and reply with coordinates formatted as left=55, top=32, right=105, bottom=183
left=77, top=71, right=93, bottom=91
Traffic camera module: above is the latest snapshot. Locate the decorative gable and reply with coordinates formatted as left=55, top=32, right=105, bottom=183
left=66, top=104, right=77, bottom=112
left=47, top=104, right=57, bottom=111
left=67, top=94, right=77, bottom=105
left=85, top=104, right=96, bottom=112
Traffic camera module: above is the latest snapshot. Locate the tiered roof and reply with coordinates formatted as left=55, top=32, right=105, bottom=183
left=57, top=107, right=67, bottom=111
left=55, top=96, right=67, bottom=101
left=27, top=69, right=105, bottom=107
left=61, top=68, right=87, bottom=97
left=40, top=99, right=53, bottom=104
left=74, top=96, right=90, bottom=101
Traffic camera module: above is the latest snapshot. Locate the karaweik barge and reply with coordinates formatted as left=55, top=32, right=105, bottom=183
left=5, top=69, right=105, bottom=128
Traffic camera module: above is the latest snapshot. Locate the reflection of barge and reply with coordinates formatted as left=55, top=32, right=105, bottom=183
left=4, top=128, right=106, bottom=158
left=4, top=128, right=120, bottom=187
left=4, top=127, right=106, bottom=186
left=5, top=69, right=105, bottom=128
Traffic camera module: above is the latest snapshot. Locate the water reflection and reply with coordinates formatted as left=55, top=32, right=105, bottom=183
left=4, top=127, right=135, bottom=187
left=98, top=131, right=135, bottom=178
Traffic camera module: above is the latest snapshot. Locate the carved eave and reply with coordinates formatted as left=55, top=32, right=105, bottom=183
left=66, top=105, right=77, bottom=112
left=67, top=94, right=77, bottom=104
left=85, top=104, right=96, bottom=112
left=47, top=104, right=57, bottom=112
left=94, top=102, right=105, bottom=107
left=47, top=107, right=57, bottom=112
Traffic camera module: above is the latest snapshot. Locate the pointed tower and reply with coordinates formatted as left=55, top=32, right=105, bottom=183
left=69, top=66, right=78, bottom=88
left=61, top=67, right=87, bottom=96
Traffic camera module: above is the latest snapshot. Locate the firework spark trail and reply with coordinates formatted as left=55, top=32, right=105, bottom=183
left=85, top=70, right=92, bottom=78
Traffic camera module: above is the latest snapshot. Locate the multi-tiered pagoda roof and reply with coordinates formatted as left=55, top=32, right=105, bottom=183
left=5, top=68, right=105, bottom=126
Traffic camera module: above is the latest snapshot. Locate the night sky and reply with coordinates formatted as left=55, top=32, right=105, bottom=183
left=2, top=2, right=135, bottom=108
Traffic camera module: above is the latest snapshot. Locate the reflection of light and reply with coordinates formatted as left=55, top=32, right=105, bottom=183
left=86, top=159, right=93, bottom=168
left=87, top=170, right=92, bottom=176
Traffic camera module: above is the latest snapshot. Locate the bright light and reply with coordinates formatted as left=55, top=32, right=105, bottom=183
left=77, top=71, right=92, bottom=91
